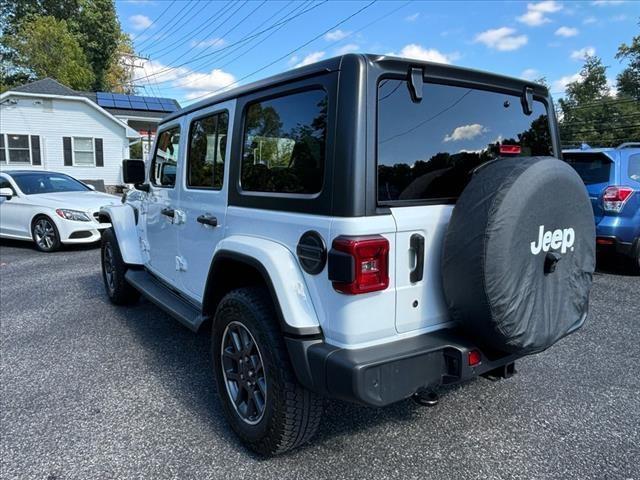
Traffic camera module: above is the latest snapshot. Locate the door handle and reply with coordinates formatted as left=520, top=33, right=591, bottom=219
left=161, top=207, right=175, bottom=218
left=196, top=214, right=218, bottom=227
left=409, top=234, right=425, bottom=283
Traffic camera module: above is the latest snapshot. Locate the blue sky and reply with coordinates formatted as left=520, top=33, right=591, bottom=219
left=115, top=0, right=639, bottom=106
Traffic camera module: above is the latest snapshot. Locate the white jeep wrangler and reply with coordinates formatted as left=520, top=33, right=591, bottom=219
left=99, top=54, right=596, bottom=455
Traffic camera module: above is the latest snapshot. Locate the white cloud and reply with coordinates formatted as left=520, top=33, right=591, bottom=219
left=324, top=29, right=350, bottom=41
left=294, top=51, right=326, bottom=68
left=555, top=26, right=579, bottom=37
left=335, top=44, right=360, bottom=55
left=129, top=14, right=152, bottom=30
left=517, top=1, right=563, bottom=26
left=444, top=124, right=487, bottom=142
left=390, top=44, right=455, bottom=64
left=591, top=0, right=625, bottom=5
left=570, top=46, right=596, bottom=60
left=133, top=60, right=236, bottom=98
left=611, top=14, right=628, bottom=21
left=190, top=37, right=226, bottom=48
left=405, top=12, right=420, bottom=22
left=583, top=16, right=597, bottom=24
left=174, top=69, right=236, bottom=92
left=552, top=72, right=582, bottom=93
left=521, top=68, right=539, bottom=80
left=475, top=27, right=528, bottom=51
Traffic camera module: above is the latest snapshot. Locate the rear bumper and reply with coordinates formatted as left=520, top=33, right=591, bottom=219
left=596, top=235, right=637, bottom=257
left=286, top=329, right=520, bottom=407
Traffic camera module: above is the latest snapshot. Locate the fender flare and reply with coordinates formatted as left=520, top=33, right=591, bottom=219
left=98, top=204, right=143, bottom=265
left=203, top=236, right=322, bottom=337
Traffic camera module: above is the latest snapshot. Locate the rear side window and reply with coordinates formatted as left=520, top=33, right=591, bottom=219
left=187, top=111, right=228, bottom=189
left=151, top=127, right=180, bottom=187
left=241, top=89, right=327, bottom=194
left=629, top=154, right=640, bottom=182
left=563, top=153, right=612, bottom=185
left=377, top=79, right=553, bottom=203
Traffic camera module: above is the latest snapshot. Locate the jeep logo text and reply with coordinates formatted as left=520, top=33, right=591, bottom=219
left=530, top=225, right=575, bottom=255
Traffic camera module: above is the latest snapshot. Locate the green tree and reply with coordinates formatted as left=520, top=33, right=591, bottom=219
left=104, top=32, right=136, bottom=93
left=557, top=55, right=640, bottom=147
left=1, top=0, right=131, bottom=91
left=615, top=26, right=640, bottom=99
left=5, top=15, right=94, bottom=90
left=73, top=0, right=121, bottom=90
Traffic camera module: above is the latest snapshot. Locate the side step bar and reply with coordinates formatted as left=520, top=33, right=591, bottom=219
left=125, top=269, right=206, bottom=332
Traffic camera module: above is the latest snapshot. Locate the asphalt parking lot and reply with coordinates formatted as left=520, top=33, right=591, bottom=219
left=1, top=240, right=638, bottom=480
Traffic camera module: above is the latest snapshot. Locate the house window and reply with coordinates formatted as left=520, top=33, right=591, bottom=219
left=3, top=134, right=31, bottom=163
left=73, top=137, right=95, bottom=166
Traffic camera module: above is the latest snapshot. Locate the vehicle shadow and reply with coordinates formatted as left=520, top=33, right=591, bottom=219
left=0, top=237, right=100, bottom=253
left=109, top=292, right=456, bottom=460
left=595, top=252, right=638, bottom=277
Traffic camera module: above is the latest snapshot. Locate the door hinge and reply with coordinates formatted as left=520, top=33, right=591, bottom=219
left=175, top=256, right=187, bottom=272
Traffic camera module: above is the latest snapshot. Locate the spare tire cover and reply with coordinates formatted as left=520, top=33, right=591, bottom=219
left=442, top=157, right=595, bottom=354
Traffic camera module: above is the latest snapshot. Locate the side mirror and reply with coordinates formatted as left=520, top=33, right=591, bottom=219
left=0, top=187, right=13, bottom=200
left=122, top=159, right=146, bottom=185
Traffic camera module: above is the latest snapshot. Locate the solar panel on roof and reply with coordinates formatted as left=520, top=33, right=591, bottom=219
left=94, top=91, right=177, bottom=112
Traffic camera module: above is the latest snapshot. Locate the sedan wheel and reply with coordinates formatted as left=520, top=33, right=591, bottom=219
left=32, top=217, right=60, bottom=252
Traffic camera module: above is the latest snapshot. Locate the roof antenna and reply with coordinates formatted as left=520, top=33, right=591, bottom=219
left=408, top=67, right=423, bottom=103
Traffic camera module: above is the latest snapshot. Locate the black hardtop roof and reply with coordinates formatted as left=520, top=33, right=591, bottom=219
left=162, top=53, right=549, bottom=124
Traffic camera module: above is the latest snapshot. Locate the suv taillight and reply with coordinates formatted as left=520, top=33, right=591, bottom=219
left=329, top=235, right=389, bottom=294
left=603, top=186, right=634, bottom=213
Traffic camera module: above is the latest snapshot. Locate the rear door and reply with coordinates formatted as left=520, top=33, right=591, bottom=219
left=376, top=78, right=555, bottom=333
left=177, top=101, right=234, bottom=302
left=563, top=151, right=615, bottom=224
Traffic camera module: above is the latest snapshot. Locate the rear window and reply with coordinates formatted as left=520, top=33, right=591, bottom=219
left=241, top=89, right=327, bottom=195
left=563, top=153, right=612, bottom=185
left=377, top=79, right=553, bottom=203
left=629, top=154, right=640, bottom=182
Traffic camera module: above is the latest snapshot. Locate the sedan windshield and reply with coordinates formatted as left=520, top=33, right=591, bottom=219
left=10, top=172, right=90, bottom=195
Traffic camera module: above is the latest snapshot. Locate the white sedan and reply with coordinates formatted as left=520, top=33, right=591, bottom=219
left=0, top=170, right=120, bottom=252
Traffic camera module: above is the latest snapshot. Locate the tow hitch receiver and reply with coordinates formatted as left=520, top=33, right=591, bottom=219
left=482, top=362, right=517, bottom=381
left=412, top=389, right=439, bottom=406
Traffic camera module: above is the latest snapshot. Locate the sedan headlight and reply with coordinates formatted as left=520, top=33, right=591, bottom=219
left=55, top=208, right=91, bottom=222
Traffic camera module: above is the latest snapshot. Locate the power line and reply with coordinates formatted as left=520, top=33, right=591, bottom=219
left=129, top=0, right=176, bottom=43
left=139, top=1, right=211, bottom=54
left=555, top=97, right=638, bottom=111
left=185, top=0, right=377, bottom=104
left=561, top=123, right=640, bottom=135
left=125, top=0, right=327, bottom=86
left=137, top=2, right=197, bottom=50
left=144, top=1, right=236, bottom=57
left=168, top=1, right=306, bottom=91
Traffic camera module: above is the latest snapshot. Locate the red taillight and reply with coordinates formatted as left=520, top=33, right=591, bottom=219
left=468, top=350, right=482, bottom=367
left=603, top=186, right=634, bottom=213
left=331, top=235, right=389, bottom=294
left=499, top=144, right=521, bottom=155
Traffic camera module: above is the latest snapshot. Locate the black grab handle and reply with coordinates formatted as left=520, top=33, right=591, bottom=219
left=161, top=207, right=175, bottom=218
left=196, top=214, right=218, bottom=227
left=410, top=234, right=425, bottom=283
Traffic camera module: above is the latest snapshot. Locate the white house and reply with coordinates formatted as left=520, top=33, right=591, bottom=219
left=0, top=78, right=179, bottom=192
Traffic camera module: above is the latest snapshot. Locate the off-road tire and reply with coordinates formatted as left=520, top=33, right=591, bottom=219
left=101, top=228, right=140, bottom=305
left=31, top=215, right=61, bottom=252
left=212, top=287, right=323, bottom=455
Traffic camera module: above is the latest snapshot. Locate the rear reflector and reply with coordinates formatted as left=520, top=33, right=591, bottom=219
left=468, top=350, right=482, bottom=367
left=596, top=237, right=615, bottom=245
left=330, top=235, right=389, bottom=294
left=603, top=185, right=634, bottom=213
left=500, top=144, right=521, bottom=155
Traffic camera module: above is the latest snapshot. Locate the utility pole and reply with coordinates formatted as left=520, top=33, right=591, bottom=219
left=117, top=52, right=157, bottom=95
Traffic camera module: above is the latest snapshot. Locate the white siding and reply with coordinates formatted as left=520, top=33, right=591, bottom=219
left=0, top=95, right=130, bottom=185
